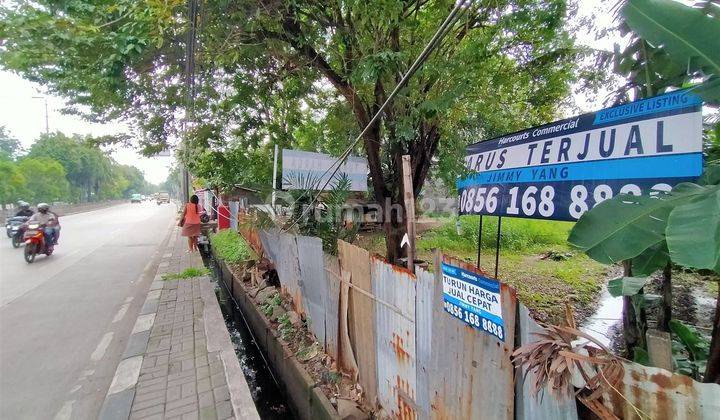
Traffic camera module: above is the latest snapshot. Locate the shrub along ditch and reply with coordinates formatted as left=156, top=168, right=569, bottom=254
left=209, top=229, right=253, bottom=264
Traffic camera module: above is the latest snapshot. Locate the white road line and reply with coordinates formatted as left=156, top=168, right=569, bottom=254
left=131, top=313, right=156, bottom=334
left=107, top=355, right=143, bottom=395
left=53, top=400, right=74, bottom=420
left=112, top=303, right=130, bottom=323
left=90, top=332, right=114, bottom=362
left=124, top=296, right=134, bottom=304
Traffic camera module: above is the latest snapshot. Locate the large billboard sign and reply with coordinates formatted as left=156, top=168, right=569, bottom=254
left=282, top=149, right=368, bottom=192
left=457, top=90, right=704, bottom=221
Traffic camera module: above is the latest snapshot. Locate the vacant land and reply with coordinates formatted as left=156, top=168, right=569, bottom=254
left=357, top=216, right=608, bottom=323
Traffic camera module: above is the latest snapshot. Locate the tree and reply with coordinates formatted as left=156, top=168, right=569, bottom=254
left=159, top=165, right=181, bottom=199
left=16, top=157, right=70, bottom=204
left=1, top=0, right=584, bottom=261
left=0, top=159, right=26, bottom=209
left=0, top=126, right=22, bottom=159
left=28, top=132, right=125, bottom=202
left=117, top=164, right=152, bottom=196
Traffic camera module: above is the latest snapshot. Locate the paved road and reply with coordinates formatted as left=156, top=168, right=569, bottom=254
left=0, top=202, right=177, bottom=419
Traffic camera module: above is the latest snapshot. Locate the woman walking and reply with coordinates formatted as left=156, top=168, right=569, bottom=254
left=180, top=194, right=202, bottom=252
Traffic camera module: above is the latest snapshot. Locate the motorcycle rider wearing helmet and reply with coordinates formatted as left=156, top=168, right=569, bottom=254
left=28, top=203, right=60, bottom=245
left=15, top=201, right=34, bottom=217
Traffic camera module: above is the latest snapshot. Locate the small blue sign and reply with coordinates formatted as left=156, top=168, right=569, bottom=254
left=442, top=262, right=505, bottom=341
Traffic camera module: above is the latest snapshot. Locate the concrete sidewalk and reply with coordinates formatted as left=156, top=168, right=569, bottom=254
left=99, top=227, right=259, bottom=420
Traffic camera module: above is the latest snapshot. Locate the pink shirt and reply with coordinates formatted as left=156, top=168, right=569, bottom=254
left=185, top=203, right=201, bottom=225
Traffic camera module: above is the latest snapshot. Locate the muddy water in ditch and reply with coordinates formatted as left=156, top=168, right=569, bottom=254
left=204, top=256, right=295, bottom=419
left=581, top=287, right=623, bottom=348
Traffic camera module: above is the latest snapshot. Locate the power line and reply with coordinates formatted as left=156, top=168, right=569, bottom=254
left=282, top=0, right=472, bottom=232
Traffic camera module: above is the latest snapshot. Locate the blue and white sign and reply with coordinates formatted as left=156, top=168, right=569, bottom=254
left=282, top=149, right=368, bottom=191
left=442, top=262, right=505, bottom=341
left=457, top=90, right=704, bottom=221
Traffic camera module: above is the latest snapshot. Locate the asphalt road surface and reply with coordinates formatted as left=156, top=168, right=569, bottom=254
left=0, top=202, right=177, bottom=419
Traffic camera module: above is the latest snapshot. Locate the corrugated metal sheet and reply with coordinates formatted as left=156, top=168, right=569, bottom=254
left=372, top=257, right=418, bottom=419
left=515, top=305, right=577, bottom=420
left=415, top=266, right=435, bottom=420
left=602, top=362, right=720, bottom=420
left=323, top=254, right=341, bottom=360
left=277, top=232, right=303, bottom=311
left=338, top=240, right=378, bottom=407
left=258, top=230, right=280, bottom=264
left=258, top=230, right=303, bottom=313
left=296, top=235, right=327, bottom=347
left=428, top=252, right=516, bottom=420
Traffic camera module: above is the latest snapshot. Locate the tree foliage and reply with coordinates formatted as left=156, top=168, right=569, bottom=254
left=0, top=126, right=22, bottom=159
left=16, top=156, right=70, bottom=204
left=0, top=0, right=585, bottom=260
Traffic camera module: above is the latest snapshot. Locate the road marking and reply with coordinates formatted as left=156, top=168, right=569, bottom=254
left=53, top=400, right=74, bottom=420
left=124, top=296, right=134, bottom=304
left=70, top=384, right=81, bottom=394
left=131, top=313, right=156, bottom=334
left=107, top=355, right=143, bottom=395
left=112, top=303, right=130, bottom=323
left=91, top=332, right=114, bottom=362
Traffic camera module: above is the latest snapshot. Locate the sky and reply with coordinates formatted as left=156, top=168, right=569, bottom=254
left=0, top=71, right=173, bottom=184
left=0, top=0, right=617, bottom=187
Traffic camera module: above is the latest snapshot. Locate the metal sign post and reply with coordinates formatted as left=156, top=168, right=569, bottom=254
left=494, top=216, right=502, bottom=279
left=476, top=215, right=483, bottom=269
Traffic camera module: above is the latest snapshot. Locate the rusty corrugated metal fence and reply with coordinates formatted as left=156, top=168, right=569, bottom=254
left=252, top=230, right=720, bottom=419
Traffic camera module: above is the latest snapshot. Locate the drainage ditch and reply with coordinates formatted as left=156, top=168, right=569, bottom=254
left=202, top=253, right=295, bottom=419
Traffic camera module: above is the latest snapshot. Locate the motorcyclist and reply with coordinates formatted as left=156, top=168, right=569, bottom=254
left=15, top=201, right=34, bottom=217
left=28, top=203, right=60, bottom=245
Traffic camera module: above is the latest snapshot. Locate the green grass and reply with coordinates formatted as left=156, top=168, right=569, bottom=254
left=162, top=267, right=209, bottom=280
left=210, top=229, right=253, bottom=264
left=417, top=216, right=573, bottom=255
left=357, top=216, right=607, bottom=322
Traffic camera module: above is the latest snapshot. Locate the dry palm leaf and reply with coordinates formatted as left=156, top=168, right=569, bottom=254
left=512, top=319, right=624, bottom=420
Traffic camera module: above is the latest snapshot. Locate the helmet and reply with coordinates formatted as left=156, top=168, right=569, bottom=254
left=18, top=201, right=30, bottom=209
left=37, top=203, right=50, bottom=211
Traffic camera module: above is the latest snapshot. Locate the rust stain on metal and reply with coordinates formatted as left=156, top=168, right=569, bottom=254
left=603, top=362, right=718, bottom=420
left=371, top=255, right=417, bottom=278
left=391, top=332, right=410, bottom=362
left=395, top=376, right=417, bottom=419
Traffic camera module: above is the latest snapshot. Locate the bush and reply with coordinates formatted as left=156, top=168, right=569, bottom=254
left=210, top=229, right=253, bottom=264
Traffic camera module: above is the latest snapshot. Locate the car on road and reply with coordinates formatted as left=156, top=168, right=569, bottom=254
left=156, top=192, right=170, bottom=205
left=130, top=193, right=143, bottom=203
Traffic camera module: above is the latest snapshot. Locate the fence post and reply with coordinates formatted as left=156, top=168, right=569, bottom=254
left=647, top=329, right=673, bottom=371
left=401, top=155, right=416, bottom=273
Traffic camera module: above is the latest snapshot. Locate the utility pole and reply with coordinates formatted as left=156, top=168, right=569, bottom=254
left=181, top=0, right=198, bottom=204
left=32, top=96, right=49, bottom=134
left=401, top=155, right=416, bottom=274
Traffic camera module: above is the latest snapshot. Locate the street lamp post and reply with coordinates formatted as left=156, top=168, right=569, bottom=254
left=31, top=96, right=49, bottom=134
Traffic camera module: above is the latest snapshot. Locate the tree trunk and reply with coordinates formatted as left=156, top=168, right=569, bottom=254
left=622, top=260, right=647, bottom=359
left=704, top=282, right=720, bottom=384
left=657, top=263, right=672, bottom=332
left=380, top=198, right=406, bottom=264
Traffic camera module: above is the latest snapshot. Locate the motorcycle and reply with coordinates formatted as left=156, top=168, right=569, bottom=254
left=23, top=222, right=54, bottom=263
left=6, top=216, right=29, bottom=248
